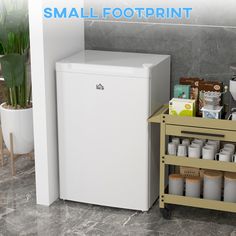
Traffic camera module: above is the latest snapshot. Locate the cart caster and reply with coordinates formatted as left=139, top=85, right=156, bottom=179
left=160, top=207, right=171, bottom=220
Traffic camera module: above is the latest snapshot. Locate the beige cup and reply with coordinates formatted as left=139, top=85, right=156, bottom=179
left=191, top=143, right=201, bottom=148
left=177, top=144, right=187, bottom=157
left=192, top=140, right=204, bottom=148
left=202, top=146, right=215, bottom=160
left=220, top=147, right=234, bottom=155
left=188, top=145, right=201, bottom=159
left=205, top=143, right=217, bottom=154
left=182, top=139, right=190, bottom=146
left=224, top=144, right=235, bottom=154
left=215, top=151, right=231, bottom=162
left=207, top=140, right=220, bottom=151
left=194, top=139, right=206, bottom=144
left=168, top=142, right=177, bottom=156
left=191, top=143, right=202, bottom=156
left=172, top=137, right=180, bottom=146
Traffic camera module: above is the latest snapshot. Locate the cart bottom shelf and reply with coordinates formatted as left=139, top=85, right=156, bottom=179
left=163, top=194, right=236, bottom=213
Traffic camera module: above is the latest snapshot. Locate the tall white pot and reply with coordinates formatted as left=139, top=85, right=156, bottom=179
left=0, top=103, right=34, bottom=155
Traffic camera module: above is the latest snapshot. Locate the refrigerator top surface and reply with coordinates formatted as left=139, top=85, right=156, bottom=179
left=56, top=50, right=170, bottom=78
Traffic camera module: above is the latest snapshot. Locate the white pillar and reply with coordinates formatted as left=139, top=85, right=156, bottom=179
left=29, top=0, right=84, bottom=205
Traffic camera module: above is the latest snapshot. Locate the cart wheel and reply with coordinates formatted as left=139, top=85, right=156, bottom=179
left=160, top=207, right=171, bottom=219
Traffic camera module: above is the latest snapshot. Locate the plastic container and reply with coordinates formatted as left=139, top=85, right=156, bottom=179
left=224, top=172, right=236, bottom=203
left=203, top=171, right=223, bottom=201
left=169, top=174, right=184, bottom=196
left=202, top=106, right=223, bottom=119
left=204, top=91, right=221, bottom=110
left=186, top=176, right=201, bottom=198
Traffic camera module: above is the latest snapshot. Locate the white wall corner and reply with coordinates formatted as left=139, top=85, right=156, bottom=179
left=28, top=0, right=85, bottom=206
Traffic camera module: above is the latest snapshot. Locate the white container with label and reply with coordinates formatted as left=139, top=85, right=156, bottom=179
left=202, top=106, right=223, bottom=119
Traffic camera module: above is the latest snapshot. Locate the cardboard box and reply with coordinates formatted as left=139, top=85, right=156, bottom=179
left=169, top=98, right=196, bottom=117
left=179, top=77, right=204, bottom=100
left=179, top=77, right=204, bottom=115
left=174, top=85, right=191, bottom=99
left=179, top=77, right=204, bottom=88
left=180, top=167, right=200, bottom=177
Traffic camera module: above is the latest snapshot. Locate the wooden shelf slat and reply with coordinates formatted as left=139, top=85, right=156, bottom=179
left=164, top=194, right=236, bottom=213
left=148, top=105, right=168, bottom=123
left=165, top=155, right=236, bottom=172
left=148, top=104, right=236, bottom=131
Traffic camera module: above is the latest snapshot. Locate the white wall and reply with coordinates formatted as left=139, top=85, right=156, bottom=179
left=29, top=0, right=84, bottom=205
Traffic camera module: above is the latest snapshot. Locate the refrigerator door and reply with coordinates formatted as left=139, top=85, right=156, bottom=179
left=57, top=72, right=150, bottom=211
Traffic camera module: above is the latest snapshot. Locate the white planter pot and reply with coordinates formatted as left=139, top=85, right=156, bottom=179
left=0, top=103, right=34, bottom=154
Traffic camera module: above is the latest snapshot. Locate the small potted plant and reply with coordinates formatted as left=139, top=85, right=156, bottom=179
left=0, top=1, right=33, bottom=155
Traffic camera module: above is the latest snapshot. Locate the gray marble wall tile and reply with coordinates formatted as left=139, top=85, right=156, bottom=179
left=84, top=0, right=236, bottom=27
left=85, top=21, right=236, bottom=96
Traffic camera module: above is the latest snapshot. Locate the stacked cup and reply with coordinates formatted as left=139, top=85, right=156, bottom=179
left=202, top=140, right=219, bottom=161
left=168, top=137, right=236, bottom=163
left=215, top=143, right=235, bottom=162
left=188, top=139, right=205, bottom=159
left=168, top=137, right=191, bottom=157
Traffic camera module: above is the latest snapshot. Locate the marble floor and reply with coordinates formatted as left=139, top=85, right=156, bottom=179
left=0, top=157, right=236, bottom=236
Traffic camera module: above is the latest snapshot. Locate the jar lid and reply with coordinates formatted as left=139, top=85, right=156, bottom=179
left=169, top=174, right=183, bottom=179
left=186, top=176, right=201, bottom=183
left=204, top=170, right=223, bottom=178
left=224, top=172, right=236, bottom=180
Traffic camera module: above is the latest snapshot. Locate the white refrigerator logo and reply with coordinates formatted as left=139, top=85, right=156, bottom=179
left=96, top=84, right=104, bottom=90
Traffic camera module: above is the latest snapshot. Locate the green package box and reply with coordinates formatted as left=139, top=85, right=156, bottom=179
left=174, top=85, right=191, bottom=99
left=169, top=98, right=196, bottom=117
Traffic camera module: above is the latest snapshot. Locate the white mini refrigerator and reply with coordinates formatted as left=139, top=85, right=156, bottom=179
left=56, top=50, right=170, bottom=211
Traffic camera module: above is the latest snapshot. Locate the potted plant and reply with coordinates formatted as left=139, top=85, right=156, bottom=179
left=0, top=1, right=33, bottom=155
left=0, top=33, right=3, bottom=77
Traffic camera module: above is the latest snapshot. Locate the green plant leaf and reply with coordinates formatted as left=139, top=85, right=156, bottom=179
left=0, top=0, right=30, bottom=108
left=0, top=25, right=8, bottom=52
left=0, top=53, right=25, bottom=88
left=0, top=44, right=3, bottom=54
left=5, top=10, right=27, bottom=33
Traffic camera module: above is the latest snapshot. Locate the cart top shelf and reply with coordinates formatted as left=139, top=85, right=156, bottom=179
left=148, top=105, right=236, bottom=132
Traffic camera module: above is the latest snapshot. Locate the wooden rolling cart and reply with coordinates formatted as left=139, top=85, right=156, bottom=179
left=148, top=105, right=236, bottom=218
